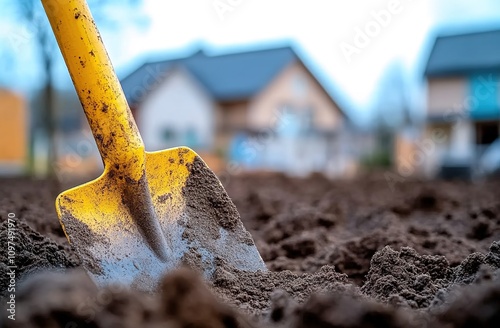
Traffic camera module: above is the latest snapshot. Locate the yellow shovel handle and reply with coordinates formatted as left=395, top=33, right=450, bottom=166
left=42, top=0, right=145, bottom=180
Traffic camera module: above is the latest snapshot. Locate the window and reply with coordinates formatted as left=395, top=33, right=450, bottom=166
left=469, top=74, right=500, bottom=119
left=184, top=127, right=199, bottom=149
left=476, top=121, right=499, bottom=145
left=275, top=104, right=315, bottom=136
left=276, top=104, right=300, bottom=137
left=161, top=127, right=176, bottom=142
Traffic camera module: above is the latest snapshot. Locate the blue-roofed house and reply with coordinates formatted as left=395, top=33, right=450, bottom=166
left=421, top=29, right=500, bottom=177
left=120, top=45, right=352, bottom=176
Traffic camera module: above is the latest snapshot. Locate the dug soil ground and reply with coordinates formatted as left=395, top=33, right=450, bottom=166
left=1, top=173, right=500, bottom=327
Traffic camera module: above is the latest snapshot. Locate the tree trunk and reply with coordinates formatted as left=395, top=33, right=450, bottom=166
left=40, top=26, right=57, bottom=179
left=43, top=72, right=56, bottom=178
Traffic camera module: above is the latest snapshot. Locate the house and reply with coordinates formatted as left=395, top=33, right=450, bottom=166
left=421, top=29, right=500, bottom=177
left=121, top=45, right=351, bottom=176
left=0, top=89, right=27, bottom=175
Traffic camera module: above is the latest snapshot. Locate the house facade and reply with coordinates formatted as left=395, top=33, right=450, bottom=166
left=135, top=67, right=216, bottom=152
left=0, top=89, right=27, bottom=175
left=121, top=45, right=351, bottom=177
left=421, top=29, right=500, bottom=177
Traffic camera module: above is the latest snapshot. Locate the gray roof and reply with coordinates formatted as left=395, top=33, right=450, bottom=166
left=425, top=29, right=500, bottom=77
left=121, top=46, right=297, bottom=105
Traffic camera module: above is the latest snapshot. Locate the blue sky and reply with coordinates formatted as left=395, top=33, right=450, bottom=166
left=1, top=0, right=500, bottom=125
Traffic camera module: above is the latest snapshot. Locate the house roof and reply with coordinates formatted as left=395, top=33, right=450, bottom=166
left=425, top=29, right=500, bottom=77
left=121, top=46, right=297, bottom=105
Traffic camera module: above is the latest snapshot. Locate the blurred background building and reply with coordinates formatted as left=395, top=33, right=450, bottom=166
left=393, top=29, right=500, bottom=179
left=0, top=89, right=27, bottom=175
left=0, top=0, right=499, bottom=181
left=422, top=29, right=500, bottom=178
left=121, top=45, right=351, bottom=177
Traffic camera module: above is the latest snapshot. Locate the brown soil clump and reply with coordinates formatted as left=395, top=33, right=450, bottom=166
left=361, top=246, right=452, bottom=308
left=0, top=220, right=80, bottom=297
left=211, top=264, right=352, bottom=316
left=1, top=268, right=252, bottom=328
left=1, top=174, right=500, bottom=327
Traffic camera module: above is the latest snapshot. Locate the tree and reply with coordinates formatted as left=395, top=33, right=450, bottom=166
left=369, top=60, right=412, bottom=168
left=3, top=0, right=146, bottom=178
left=373, top=60, right=411, bottom=131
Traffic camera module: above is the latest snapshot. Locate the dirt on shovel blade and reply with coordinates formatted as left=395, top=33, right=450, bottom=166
left=1, top=173, right=500, bottom=327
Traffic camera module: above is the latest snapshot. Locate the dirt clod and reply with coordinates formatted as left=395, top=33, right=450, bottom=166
left=361, top=246, right=452, bottom=308
left=1, top=174, right=500, bottom=327
left=0, top=220, right=80, bottom=297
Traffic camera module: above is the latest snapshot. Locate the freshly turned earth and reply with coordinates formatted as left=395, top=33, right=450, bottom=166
left=1, top=172, right=500, bottom=327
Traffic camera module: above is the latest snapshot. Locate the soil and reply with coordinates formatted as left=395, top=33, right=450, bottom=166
left=1, top=173, right=500, bottom=327
left=184, top=156, right=242, bottom=234
left=181, top=156, right=264, bottom=273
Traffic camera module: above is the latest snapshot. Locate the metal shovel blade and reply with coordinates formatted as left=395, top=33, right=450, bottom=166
left=43, top=0, right=265, bottom=291
left=57, top=147, right=266, bottom=291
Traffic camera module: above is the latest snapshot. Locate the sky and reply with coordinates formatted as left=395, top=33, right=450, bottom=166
left=1, top=0, right=500, bottom=125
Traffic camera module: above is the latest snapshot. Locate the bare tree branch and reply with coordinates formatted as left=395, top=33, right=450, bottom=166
left=6, top=0, right=146, bottom=178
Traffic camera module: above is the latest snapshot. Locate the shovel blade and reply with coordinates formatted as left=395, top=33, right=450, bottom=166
left=56, top=147, right=266, bottom=291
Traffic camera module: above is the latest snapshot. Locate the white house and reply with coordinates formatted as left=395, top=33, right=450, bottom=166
left=121, top=44, right=352, bottom=177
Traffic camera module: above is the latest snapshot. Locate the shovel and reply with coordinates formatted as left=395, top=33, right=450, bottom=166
left=41, top=0, right=265, bottom=291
